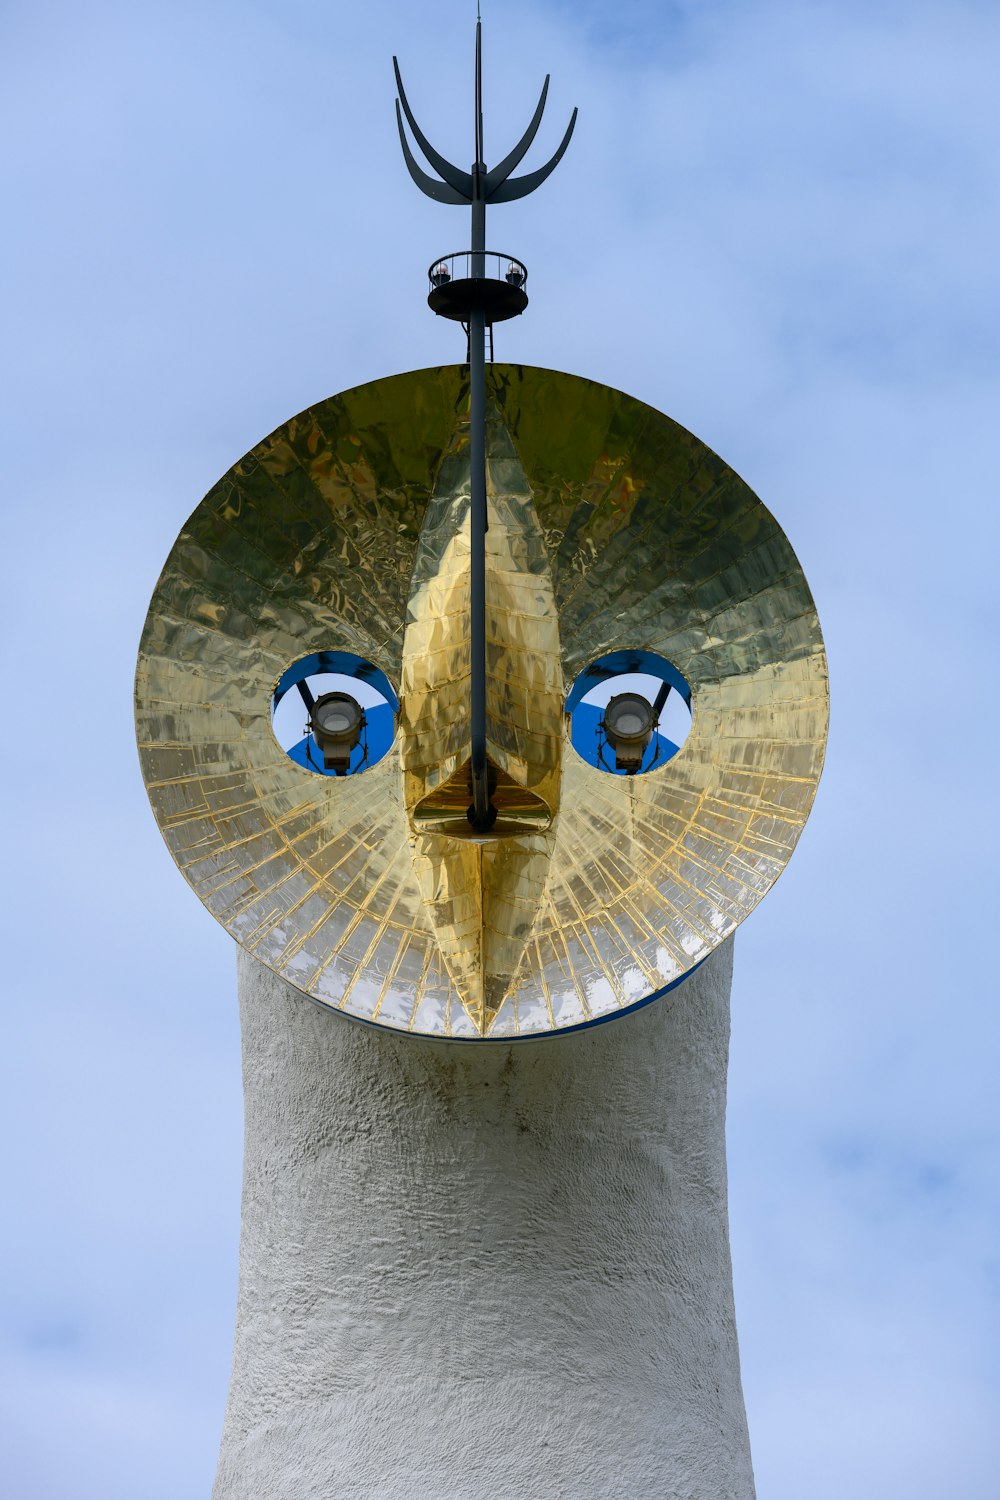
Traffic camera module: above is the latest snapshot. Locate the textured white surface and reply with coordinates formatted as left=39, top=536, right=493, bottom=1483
left=214, top=941, right=754, bottom=1499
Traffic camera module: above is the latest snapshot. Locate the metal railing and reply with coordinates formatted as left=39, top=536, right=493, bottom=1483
left=427, top=251, right=528, bottom=293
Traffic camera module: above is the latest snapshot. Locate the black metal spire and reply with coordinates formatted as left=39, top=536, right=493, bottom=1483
left=393, top=20, right=576, bottom=832
left=393, top=23, right=577, bottom=215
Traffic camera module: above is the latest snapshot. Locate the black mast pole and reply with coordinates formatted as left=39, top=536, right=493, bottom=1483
left=393, top=20, right=576, bottom=832
left=467, top=18, right=493, bottom=830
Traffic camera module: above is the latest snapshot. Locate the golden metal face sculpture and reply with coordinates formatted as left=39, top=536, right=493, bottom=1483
left=135, top=365, right=828, bottom=1039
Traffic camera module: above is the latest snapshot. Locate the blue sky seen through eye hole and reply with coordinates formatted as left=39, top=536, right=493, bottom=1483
left=572, top=671, right=692, bottom=772
left=272, top=671, right=692, bottom=777
left=271, top=672, right=397, bottom=775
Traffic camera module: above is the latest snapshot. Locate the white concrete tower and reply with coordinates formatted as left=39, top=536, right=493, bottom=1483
left=213, top=942, right=754, bottom=1500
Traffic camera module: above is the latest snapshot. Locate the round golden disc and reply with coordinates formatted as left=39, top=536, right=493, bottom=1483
left=135, top=365, right=828, bottom=1040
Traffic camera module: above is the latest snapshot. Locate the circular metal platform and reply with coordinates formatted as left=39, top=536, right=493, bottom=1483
left=427, top=251, right=528, bottom=323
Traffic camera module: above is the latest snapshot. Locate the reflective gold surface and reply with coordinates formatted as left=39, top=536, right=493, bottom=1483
left=399, top=401, right=563, bottom=1031
left=135, top=365, right=828, bottom=1039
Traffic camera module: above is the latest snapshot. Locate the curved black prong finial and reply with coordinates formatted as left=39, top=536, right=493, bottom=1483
left=393, top=30, right=576, bottom=213
left=487, top=107, right=578, bottom=204
left=483, top=76, right=550, bottom=197
left=393, top=57, right=473, bottom=202
left=395, top=102, right=469, bottom=205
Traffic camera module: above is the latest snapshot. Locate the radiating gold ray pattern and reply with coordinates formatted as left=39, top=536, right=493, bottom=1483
left=136, top=365, right=828, bottom=1039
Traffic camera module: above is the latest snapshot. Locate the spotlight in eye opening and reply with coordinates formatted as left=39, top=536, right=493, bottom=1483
left=310, top=691, right=364, bottom=773
left=603, top=692, right=656, bottom=772
left=271, top=651, right=399, bottom=778
left=566, top=651, right=693, bottom=777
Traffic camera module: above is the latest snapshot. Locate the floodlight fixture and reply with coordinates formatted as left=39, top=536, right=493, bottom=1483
left=310, top=691, right=364, bottom=773
left=603, top=692, right=655, bottom=772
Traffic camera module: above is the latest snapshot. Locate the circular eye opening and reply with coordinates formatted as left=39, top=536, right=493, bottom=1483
left=566, top=651, right=693, bottom=777
left=271, top=652, right=398, bottom=778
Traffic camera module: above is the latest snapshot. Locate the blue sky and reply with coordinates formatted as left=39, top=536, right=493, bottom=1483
left=2, top=1, right=998, bottom=1494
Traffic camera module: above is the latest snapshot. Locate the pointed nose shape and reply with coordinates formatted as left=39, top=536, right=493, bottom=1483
left=398, top=400, right=563, bottom=1034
